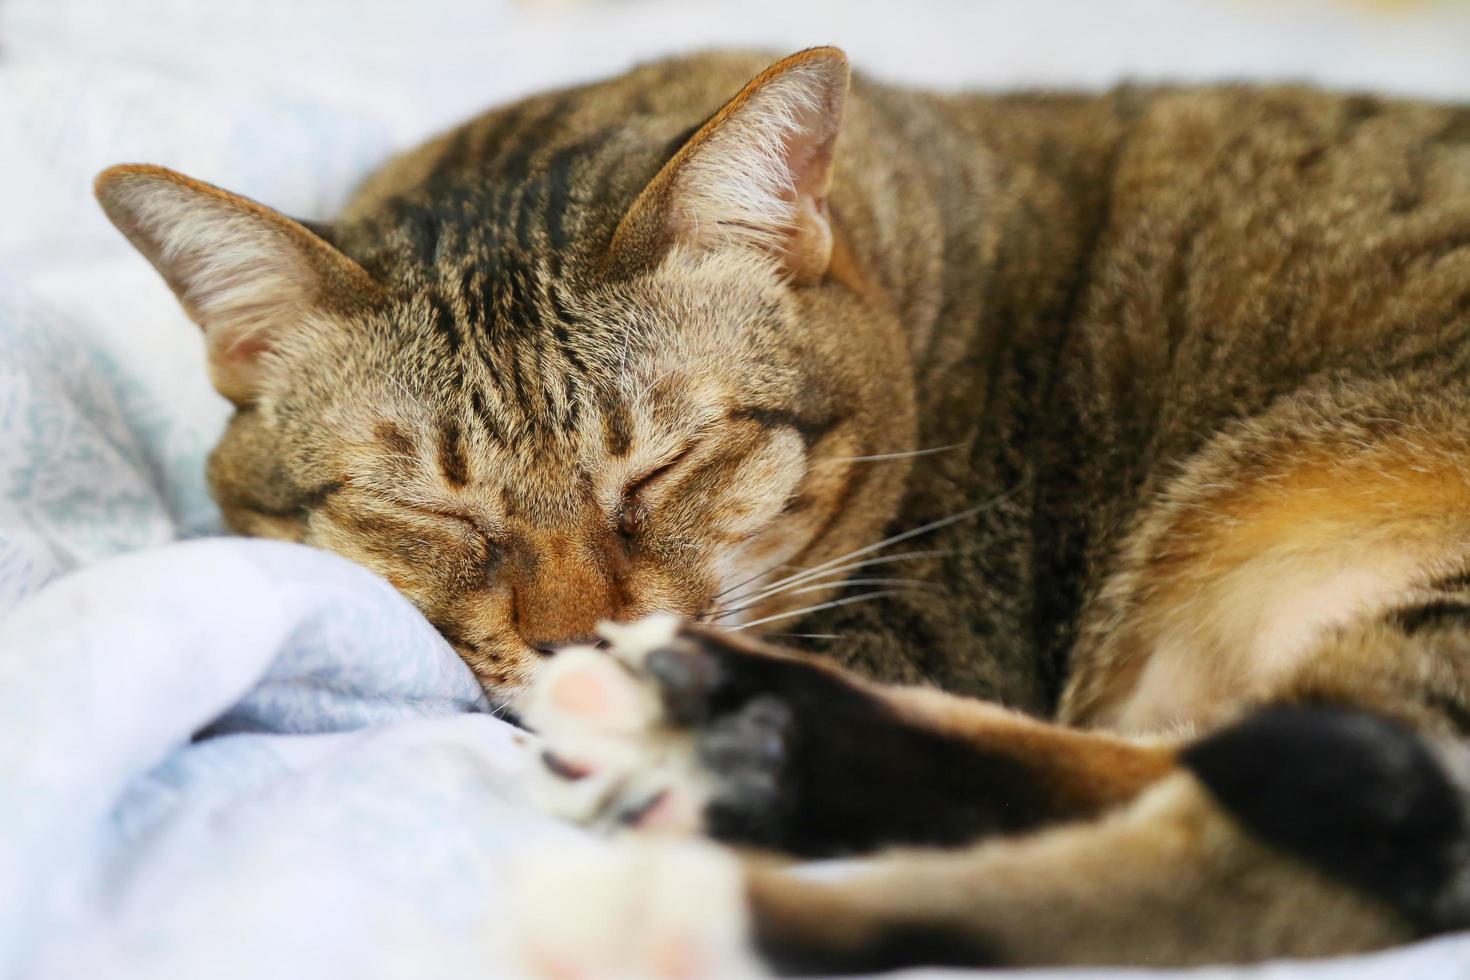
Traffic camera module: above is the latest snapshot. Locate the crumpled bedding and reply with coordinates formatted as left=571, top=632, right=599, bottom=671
left=3, top=0, right=1470, bottom=976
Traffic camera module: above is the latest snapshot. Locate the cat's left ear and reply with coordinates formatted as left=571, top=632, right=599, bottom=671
left=94, top=164, right=381, bottom=405
left=609, top=46, right=850, bottom=284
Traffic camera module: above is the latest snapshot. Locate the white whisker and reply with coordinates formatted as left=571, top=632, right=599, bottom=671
left=711, top=560, right=799, bottom=603
left=636, top=364, right=684, bottom=401
left=832, top=443, right=964, bottom=463
left=731, top=589, right=906, bottom=632
left=741, top=498, right=1002, bottom=600
left=712, top=548, right=959, bottom=619
left=716, top=491, right=1015, bottom=615
left=787, top=576, right=938, bottom=595
left=711, top=576, right=938, bottom=621
left=384, top=375, right=418, bottom=404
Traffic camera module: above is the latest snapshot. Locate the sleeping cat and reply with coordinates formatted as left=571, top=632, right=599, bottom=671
left=95, top=47, right=1470, bottom=974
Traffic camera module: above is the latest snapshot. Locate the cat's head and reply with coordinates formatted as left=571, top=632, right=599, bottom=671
left=94, top=47, right=916, bottom=693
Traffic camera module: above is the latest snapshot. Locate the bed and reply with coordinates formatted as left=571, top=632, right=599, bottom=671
left=4, top=0, right=1469, bottom=975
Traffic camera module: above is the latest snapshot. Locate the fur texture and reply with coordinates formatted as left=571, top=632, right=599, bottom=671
left=96, top=48, right=1470, bottom=971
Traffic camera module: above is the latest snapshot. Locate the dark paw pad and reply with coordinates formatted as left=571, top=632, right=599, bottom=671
left=645, top=641, right=723, bottom=723
left=699, top=695, right=794, bottom=829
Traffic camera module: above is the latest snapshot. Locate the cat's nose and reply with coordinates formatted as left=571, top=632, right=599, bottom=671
left=511, top=535, right=623, bottom=651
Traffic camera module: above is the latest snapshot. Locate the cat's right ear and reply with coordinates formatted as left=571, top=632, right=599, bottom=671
left=94, top=164, right=382, bottom=405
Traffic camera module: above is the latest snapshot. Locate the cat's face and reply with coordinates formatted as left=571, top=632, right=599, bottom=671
left=206, top=245, right=910, bottom=690
left=95, top=48, right=916, bottom=693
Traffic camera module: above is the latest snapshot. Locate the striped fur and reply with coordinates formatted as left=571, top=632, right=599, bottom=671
left=96, top=49, right=1470, bottom=969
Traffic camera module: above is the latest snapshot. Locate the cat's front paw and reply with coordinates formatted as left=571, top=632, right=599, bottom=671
left=510, top=839, right=765, bottom=980
left=518, top=615, right=799, bottom=842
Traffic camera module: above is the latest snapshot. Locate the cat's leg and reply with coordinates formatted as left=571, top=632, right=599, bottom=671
left=511, top=700, right=1469, bottom=977
left=746, top=704, right=1470, bottom=972
left=521, top=616, right=1174, bottom=857
left=515, top=552, right=1470, bottom=972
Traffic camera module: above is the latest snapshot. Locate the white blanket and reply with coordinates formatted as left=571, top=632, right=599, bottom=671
left=3, top=0, right=1470, bottom=976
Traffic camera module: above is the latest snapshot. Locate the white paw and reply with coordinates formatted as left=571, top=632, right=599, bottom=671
left=518, top=615, right=714, bottom=835
left=510, top=839, right=766, bottom=980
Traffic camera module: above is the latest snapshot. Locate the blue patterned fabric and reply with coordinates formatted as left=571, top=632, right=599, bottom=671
left=0, top=279, right=180, bottom=611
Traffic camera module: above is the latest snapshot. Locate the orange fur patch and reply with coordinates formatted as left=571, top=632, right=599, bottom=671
left=1075, top=442, right=1470, bottom=732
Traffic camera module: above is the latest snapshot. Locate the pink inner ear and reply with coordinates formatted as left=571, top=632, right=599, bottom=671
left=782, top=103, right=837, bottom=207
left=772, top=102, right=839, bottom=280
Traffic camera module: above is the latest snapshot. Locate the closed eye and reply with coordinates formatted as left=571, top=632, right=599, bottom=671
left=617, top=442, right=697, bottom=538
left=401, top=503, right=504, bottom=570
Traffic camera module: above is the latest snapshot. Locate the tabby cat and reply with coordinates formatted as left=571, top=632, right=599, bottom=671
left=95, top=47, right=1470, bottom=975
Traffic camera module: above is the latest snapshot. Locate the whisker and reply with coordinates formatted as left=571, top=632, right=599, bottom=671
left=710, top=486, right=1018, bottom=621
left=731, top=589, right=906, bottom=632
left=384, top=376, right=419, bottom=404
left=832, top=443, right=964, bottom=463
left=787, top=576, right=938, bottom=595
left=711, top=548, right=959, bottom=620
left=635, top=364, right=685, bottom=401
left=736, top=497, right=1005, bottom=602
left=711, top=560, right=800, bottom=603
left=711, top=576, right=938, bottom=621
left=717, top=490, right=1017, bottom=614
left=483, top=694, right=523, bottom=724
left=766, top=632, right=844, bottom=640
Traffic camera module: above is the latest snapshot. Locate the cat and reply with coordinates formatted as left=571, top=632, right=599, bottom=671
left=95, top=46, right=1470, bottom=974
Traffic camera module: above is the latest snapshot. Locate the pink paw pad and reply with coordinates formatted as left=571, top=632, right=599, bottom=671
left=536, top=650, right=653, bottom=735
